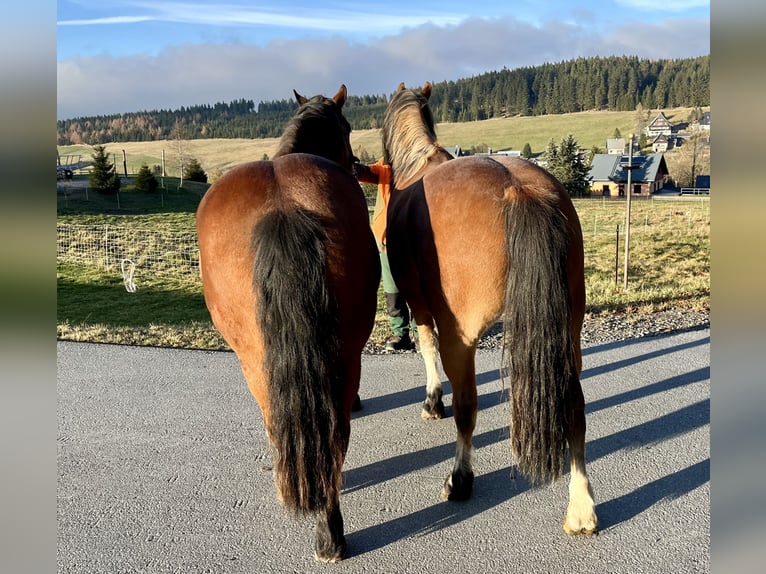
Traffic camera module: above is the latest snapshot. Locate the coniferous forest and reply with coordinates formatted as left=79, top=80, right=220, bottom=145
left=57, top=55, right=709, bottom=146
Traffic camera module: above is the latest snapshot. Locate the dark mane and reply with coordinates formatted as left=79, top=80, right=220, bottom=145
left=382, top=86, right=442, bottom=187
left=273, top=94, right=353, bottom=169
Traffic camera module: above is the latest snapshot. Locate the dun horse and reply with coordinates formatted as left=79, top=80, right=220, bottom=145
left=197, top=85, right=380, bottom=562
left=379, top=82, right=597, bottom=535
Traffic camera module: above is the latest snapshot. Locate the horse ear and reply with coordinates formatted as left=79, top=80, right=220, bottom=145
left=422, top=82, right=432, bottom=100
left=294, top=90, right=308, bottom=106
left=397, top=82, right=406, bottom=92
left=332, top=84, right=347, bottom=108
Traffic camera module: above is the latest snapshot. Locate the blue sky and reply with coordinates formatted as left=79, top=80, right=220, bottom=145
left=56, top=0, right=710, bottom=120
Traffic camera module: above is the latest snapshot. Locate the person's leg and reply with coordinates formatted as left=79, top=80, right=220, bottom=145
left=380, top=250, right=414, bottom=350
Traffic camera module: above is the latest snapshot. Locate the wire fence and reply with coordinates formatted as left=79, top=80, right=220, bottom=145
left=574, top=196, right=710, bottom=239
left=56, top=197, right=708, bottom=287
left=57, top=224, right=201, bottom=281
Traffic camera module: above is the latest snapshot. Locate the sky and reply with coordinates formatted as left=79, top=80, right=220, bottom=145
left=56, top=0, right=710, bottom=120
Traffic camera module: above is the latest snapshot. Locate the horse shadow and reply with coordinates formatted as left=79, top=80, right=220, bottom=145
left=345, top=401, right=708, bottom=553
left=345, top=465, right=523, bottom=557
left=343, top=351, right=709, bottom=552
left=354, top=366, right=505, bottom=419
left=343, top=425, right=510, bottom=496
left=356, top=332, right=709, bottom=421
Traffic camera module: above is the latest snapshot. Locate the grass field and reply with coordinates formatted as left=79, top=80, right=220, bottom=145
left=57, top=174, right=709, bottom=350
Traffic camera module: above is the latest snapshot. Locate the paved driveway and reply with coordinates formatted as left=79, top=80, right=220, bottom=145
left=57, top=329, right=709, bottom=573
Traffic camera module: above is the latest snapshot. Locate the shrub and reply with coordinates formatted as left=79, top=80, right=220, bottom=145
left=134, top=163, right=159, bottom=193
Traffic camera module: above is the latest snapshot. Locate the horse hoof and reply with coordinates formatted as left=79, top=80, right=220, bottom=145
left=315, top=551, right=345, bottom=564
left=563, top=491, right=598, bottom=535
left=314, top=538, right=347, bottom=563
left=563, top=514, right=599, bottom=536
left=421, top=398, right=445, bottom=420
left=440, top=470, right=474, bottom=501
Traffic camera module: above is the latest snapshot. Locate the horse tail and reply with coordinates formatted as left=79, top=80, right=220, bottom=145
left=251, top=207, right=344, bottom=515
left=502, top=187, right=576, bottom=484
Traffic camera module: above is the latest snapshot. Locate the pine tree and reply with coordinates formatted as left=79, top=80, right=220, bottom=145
left=133, top=163, right=158, bottom=193
left=184, top=158, right=208, bottom=183
left=543, top=138, right=559, bottom=165
left=521, top=143, right=533, bottom=159
left=89, top=145, right=120, bottom=194
left=543, top=134, right=589, bottom=197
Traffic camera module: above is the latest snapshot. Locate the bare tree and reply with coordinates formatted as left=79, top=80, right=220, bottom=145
left=669, top=133, right=710, bottom=188
left=170, top=119, right=189, bottom=188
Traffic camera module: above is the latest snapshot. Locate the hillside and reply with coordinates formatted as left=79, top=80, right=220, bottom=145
left=57, top=107, right=701, bottom=180
left=57, top=55, right=709, bottom=145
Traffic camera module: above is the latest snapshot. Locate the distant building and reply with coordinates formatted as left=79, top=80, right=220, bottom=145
left=474, top=148, right=522, bottom=158
left=651, top=134, right=671, bottom=153
left=487, top=149, right=522, bottom=158
left=606, top=138, right=625, bottom=155
left=693, top=111, right=711, bottom=133
left=645, top=111, right=674, bottom=138
left=587, top=153, right=670, bottom=197
left=443, top=145, right=465, bottom=158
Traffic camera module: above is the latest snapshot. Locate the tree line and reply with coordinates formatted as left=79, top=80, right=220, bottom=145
left=57, top=55, right=709, bottom=146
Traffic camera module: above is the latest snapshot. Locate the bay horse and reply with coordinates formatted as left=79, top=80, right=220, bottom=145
left=380, top=82, right=597, bottom=535
left=196, top=85, right=380, bottom=562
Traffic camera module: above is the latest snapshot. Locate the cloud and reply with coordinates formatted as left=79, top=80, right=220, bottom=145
left=614, top=0, right=709, bottom=11
left=58, top=16, right=154, bottom=25
left=57, top=16, right=710, bottom=119
left=58, top=1, right=465, bottom=33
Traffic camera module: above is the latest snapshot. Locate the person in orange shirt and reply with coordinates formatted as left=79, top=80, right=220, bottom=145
left=355, top=159, right=416, bottom=351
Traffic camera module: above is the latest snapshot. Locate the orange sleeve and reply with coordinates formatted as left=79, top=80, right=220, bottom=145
left=357, top=157, right=390, bottom=185
left=370, top=159, right=392, bottom=247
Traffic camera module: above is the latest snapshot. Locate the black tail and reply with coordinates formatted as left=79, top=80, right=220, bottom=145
left=252, top=208, right=344, bottom=515
left=502, top=189, right=576, bottom=484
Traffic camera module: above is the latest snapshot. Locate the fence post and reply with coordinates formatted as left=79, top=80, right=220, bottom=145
left=103, top=225, right=109, bottom=270
left=615, top=224, right=620, bottom=285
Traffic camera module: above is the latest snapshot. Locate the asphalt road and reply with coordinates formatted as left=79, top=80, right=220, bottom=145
left=57, top=328, right=709, bottom=573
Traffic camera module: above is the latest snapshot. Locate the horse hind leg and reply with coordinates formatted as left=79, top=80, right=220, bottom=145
left=417, top=320, right=445, bottom=420
left=563, top=379, right=598, bottom=535
left=437, top=335, right=477, bottom=501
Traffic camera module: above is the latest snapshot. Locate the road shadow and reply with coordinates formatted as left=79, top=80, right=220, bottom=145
left=582, top=334, right=709, bottom=380
left=346, top=466, right=524, bottom=557
left=596, top=459, right=709, bottom=531
left=588, top=398, right=709, bottom=463
left=343, top=426, right=510, bottom=496
left=586, top=366, right=709, bottom=414
left=582, top=329, right=708, bottom=359
left=357, top=332, right=709, bottom=419
left=344, top=394, right=708, bottom=553
left=354, top=366, right=503, bottom=418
